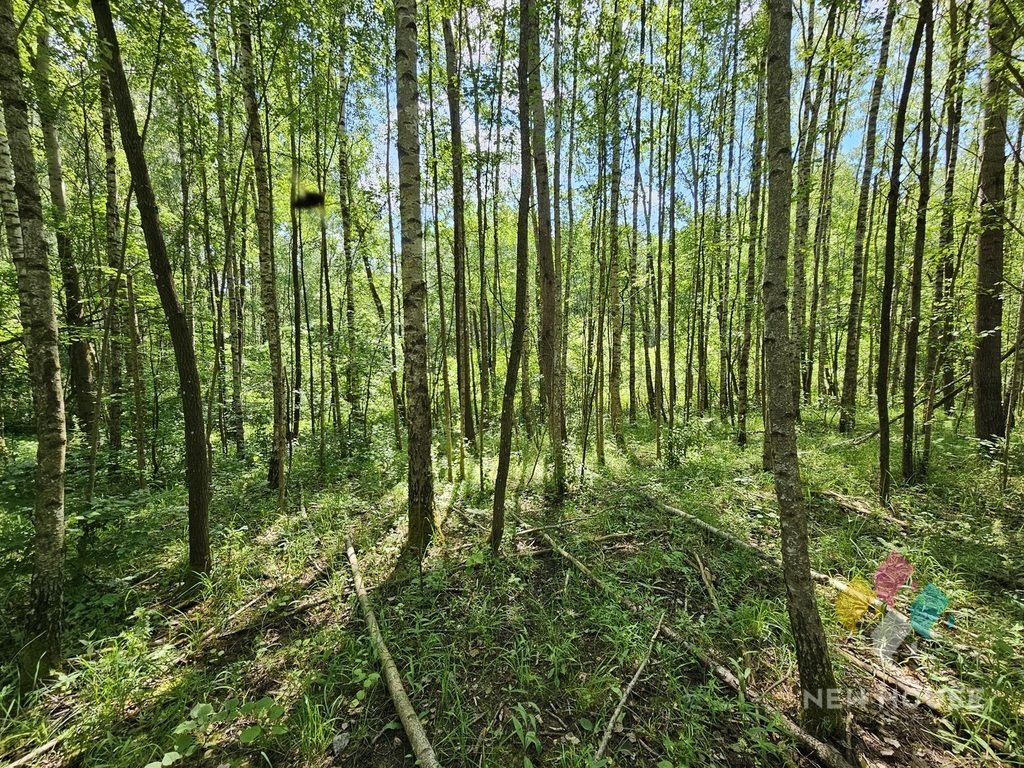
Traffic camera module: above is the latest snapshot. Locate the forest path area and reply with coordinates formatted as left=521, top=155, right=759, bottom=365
left=1, top=419, right=1022, bottom=768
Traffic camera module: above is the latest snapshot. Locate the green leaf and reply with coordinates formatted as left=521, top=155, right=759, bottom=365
left=190, top=703, right=214, bottom=721
left=242, top=696, right=274, bottom=715
left=172, top=733, right=196, bottom=755
left=579, top=717, right=595, bottom=732
left=162, top=752, right=182, bottom=766
left=240, top=725, right=263, bottom=744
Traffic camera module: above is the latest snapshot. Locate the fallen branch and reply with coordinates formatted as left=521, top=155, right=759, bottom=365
left=813, top=490, right=909, bottom=529
left=654, top=495, right=1009, bottom=757
left=838, top=648, right=1008, bottom=754
left=658, top=499, right=776, bottom=565
left=7, top=731, right=69, bottom=768
left=692, top=553, right=720, bottom=614
left=530, top=523, right=855, bottom=768
left=838, top=648, right=947, bottom=716
left=659, top=623, right=856, bottom=768
left=595, top=612, right=664, bottom=762
left=512, top=513, right=606, bottom=587
left=514, top=514, right=599, bottom=537
left=199, top=582, right=279, bottom=643
left=656, top=499, right=904, bottom=622
left=591, top=532, right=634, bottom=544
left=346, top=537, right=441, bottom=768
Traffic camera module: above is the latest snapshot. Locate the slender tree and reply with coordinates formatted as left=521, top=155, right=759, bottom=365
left=491, top=0, right=532, bottom=553
left=606, top=2, right=625, bottom=445
left=528, top=0, right=565, bottom=494
left=923, top=0, right=972, bottom=466
left=791, top=4, right=836, bottom=406
left=33, top=28, right=96, bottom=437
left=879, top=4, right=925, bottom=502
left=396, top=0, right=434, bottom=555
left=738, top=52, right=765, bottom=448
left=902, top=0, right=934, bottom=481
left=237, top=0, right=287, bottom=503
left=974, top=0, right=1008, bottom=447
left=838, top=0, right=896, bottom=433
left=443, top=19, right=476, bottom=452
left=764, top=0, right=841, bottom=737
left=0, top=0, right=67, bottom=683
left=208, top=0, right=244, bottom=455
left=92, top=0, right=211, bottom=583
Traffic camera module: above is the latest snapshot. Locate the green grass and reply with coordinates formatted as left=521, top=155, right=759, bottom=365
left=1, top=410, right=1021, bottom=766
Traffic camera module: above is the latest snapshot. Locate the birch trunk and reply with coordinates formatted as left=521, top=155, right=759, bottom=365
left=0, top=0, right=67, bottom=682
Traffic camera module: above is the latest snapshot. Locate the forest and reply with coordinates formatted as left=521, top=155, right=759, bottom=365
left=0, top=0, right=1022, bottom=764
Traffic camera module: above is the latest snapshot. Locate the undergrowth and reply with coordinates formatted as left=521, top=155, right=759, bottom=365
left=1, top=411, right=1021, bottom=767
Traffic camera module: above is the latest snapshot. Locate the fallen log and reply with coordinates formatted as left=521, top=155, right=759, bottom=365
left=6, top=730, right=70, bottom=768
left=813, top=490, right=910, bottom=530
left=837, top=647, right=1007, bottom=754
left=838, top=647, right=946, bottom=714
left=346, top=537, right=441, bottom=768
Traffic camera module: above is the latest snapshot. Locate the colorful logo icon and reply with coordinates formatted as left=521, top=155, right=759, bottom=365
left=835, top=551, right=949, bottom=661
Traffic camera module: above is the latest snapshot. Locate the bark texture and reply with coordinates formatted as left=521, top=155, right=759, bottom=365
left=396, top=0, right=434, bottom=555
left=974, top=0, right=1008, bottom=445
left=93, top=0, right=211, bottom=583
left=0, top=0, right=67, bottom=682
left=33, top=29, right=96, bottom=436
left=764, top=0, right=841, bottom=738
left=237, top=0, right=287, bottom=502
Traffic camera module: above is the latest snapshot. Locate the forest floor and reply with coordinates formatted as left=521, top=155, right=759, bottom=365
left=1, top=412, right=1022, bottom=767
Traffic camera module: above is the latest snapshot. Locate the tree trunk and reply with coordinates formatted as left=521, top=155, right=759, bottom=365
left=974, top=0, right=1008, bottom=446
left=791, top=5, right=835, bottom=408
left=923, top=0, right=971, bottom=467
left=807, top=61, right=850, bottom=402
left=628, top=0, right=647, bottom=426
left=396, top=0, right=434, bottom=555
left=208, top=0, right=244, bottom=455
left=289, top=106, right=302, bottom=443
left=443, top=19, right=476, bottom=451
left=493, top=0, right=532, bottom=553
left=338, top=32, right=361, bottom=438
left=92, top=0, right=211, bottom=583
left=764, top=0, right=841, bottom=738
left=0, top=0, right=67, bottom=683
left=606, top=6, right=624, bottom=446
left=98, top=73, right=123, bottom=461
left=236, top=0, right=286, bottom=503
left=666, top=13, right=681, bottom=463
left=528, top=0, right=565, bottom=495
left=838, top=0, right=896, bottom=433
left=878, top=3, right=925, bottom=502
left=902, top=0, right=933, bottom=482
left=33, top=29, right=96, bottom=438
left=465, top=12, right=491, bottom=441
left=738, top=55, right=765, bottom=448
left=384, top=76, right=405, bottom=449
left=425, top=7, right=455, bottom=481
